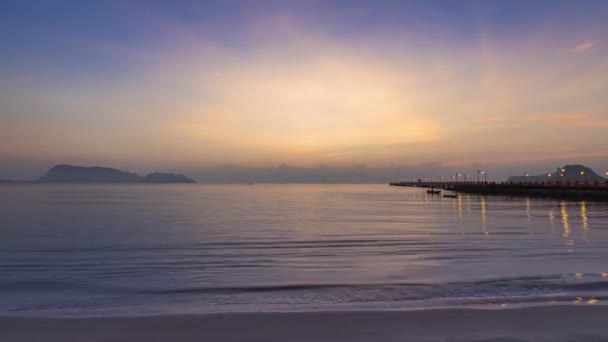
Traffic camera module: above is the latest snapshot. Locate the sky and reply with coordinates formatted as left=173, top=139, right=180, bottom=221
left=1, top=0, right=608, bottom=181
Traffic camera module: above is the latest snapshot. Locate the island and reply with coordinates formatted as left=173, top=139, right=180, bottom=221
left=144, top=172, right=196, bottom=183
left=38, top=164, right=196, bottom=183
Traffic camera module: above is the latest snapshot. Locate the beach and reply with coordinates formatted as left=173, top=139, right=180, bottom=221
left=2, top=306, right=607, bottom=342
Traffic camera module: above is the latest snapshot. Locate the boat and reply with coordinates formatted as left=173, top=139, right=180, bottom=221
left=443, top=192, right=458, bottom=198
left=427, top=188, right=441, bottom=194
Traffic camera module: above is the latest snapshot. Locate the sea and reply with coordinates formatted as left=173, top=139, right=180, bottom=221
left=1, top=184, right=607, bottom=317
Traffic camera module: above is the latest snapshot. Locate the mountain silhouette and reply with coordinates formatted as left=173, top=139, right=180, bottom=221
left=38, top=164, right=195, bottom=183
left=144, top=172, right=195, bottom=183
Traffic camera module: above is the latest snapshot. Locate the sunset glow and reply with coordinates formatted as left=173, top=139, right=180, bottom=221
left=1, top=1, right=607, bottom=179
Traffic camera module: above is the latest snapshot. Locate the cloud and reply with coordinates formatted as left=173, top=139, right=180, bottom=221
left=3, top=7, right=608, bottom=175
left=529, top=113, right=608, bottom=128
left=573, top=40, right=594, bottom=52
left=475, top=112, right=608, bottom=127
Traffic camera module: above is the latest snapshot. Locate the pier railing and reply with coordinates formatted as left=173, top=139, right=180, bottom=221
left=389, top=180, right=608, bottom=189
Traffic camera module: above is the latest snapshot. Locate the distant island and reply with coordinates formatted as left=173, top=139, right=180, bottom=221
left=143, top=172, right=196, bottom=183
left=38, top=164, right=196, bottom=183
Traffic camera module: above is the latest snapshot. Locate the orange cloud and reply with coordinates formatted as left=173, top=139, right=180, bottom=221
left=475, top=112, right=608, bottom=127
left=535, top=112, right=608, bottom=127
left=574, top=41, right=594, bottom=52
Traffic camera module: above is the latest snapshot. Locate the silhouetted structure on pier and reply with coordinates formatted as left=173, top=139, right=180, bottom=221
left=390, top=165, right=608, bottom=201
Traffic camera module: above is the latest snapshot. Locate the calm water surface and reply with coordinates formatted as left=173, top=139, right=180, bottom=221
left=1, top=184, right=607, bottom=316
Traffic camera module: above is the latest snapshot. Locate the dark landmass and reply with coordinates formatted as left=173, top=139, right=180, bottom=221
left=39, top=165, right=143, bottom=183
left=144, top=172, right=196, bottom=183
left=37, top=164, right=196, bottom=183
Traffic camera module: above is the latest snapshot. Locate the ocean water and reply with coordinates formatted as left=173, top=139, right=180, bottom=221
left=1, top=183, right=607, bottom=317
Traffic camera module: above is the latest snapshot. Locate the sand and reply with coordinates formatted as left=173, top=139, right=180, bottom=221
left=2, top=305, right=607, bottom=341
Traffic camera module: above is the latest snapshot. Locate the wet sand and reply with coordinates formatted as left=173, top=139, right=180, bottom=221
left=2, top=305, right=607, bottom=341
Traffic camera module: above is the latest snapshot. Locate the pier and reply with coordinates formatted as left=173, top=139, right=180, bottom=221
left=389, top=181, right=608, bottom=201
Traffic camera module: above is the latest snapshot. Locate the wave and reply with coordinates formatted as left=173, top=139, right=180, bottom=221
left=3, top=275, right=608, bottom=316
left=3, top=275, right=607, bottom=305
left=144, top=276, right=608, bottom=297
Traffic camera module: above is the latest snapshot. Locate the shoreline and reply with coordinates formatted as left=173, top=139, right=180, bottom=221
left=2, top=305, right=607, bottom=341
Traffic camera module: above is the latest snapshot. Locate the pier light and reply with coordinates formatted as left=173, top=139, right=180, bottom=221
left=561, top=168, right=566, bottom=173
left=580, top=170, right=587, bottom=182
left=480, top=171, right=487, bottom=182
left=547, top=173, right=552, bottom=177
left=525, top=173, right=529, bottom=177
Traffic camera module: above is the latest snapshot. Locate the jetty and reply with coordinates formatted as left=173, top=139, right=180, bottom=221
left=389, top=180, right=608, bottom=201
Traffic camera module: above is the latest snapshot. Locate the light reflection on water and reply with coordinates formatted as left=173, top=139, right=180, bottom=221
left=560, top=201, right=574, bottom=248
left=0, top=184, right=607, bottom=316
left=480, top=196, right=488, bottom=235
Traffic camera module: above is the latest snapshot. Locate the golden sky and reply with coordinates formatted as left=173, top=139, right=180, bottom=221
left=1, top=1, right=607, bottom=178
